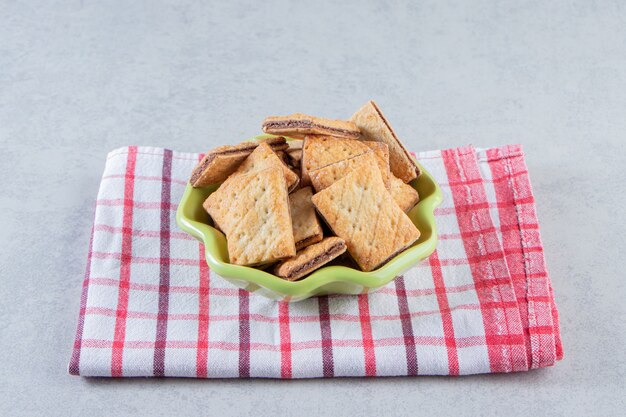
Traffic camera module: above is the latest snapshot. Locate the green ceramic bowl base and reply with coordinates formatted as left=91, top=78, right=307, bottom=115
left=176, top=136, right=443, bottom=302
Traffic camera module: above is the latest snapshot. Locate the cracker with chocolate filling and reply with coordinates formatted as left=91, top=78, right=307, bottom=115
left=289, top=187, right=323, bottom=250
left=311, top=167, right=420, bottom=272
left=274, top=237, right=347, bottom=281
left=262, top=113, right=360, bottom=139
left=351, top=100, right=421, bottom=183
left=190, top=136, right=288, bottom=187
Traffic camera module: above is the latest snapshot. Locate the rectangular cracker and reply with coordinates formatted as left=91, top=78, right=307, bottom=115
left=262, top=113, right=360, bottom=139
left=300, top=135, right=372, bottom=185
left=390, top=174, right=420, bottom=213
left=189, top=136, right=287, bottom=187
left=311, top=167, right=420, bottom=272
left=289, top=187, right=323, bottom=250
left=309, top=152, right=380, bottom=192
left=351, top=100, right=420, bottom=183
left=274, top=237, right=347, bottom=281
left=203, top=167, right=296, bottom=265
left=231, top=142, right=299, bottom=192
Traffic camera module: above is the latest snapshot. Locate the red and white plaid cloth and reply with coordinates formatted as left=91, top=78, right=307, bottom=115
left=69, top=144, right=562, bottom=377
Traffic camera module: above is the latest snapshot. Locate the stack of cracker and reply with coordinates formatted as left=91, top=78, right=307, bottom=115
left=189, top=100, right=422, bottom=279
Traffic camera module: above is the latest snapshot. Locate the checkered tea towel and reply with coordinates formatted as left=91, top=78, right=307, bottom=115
left=69, top=144, right=562, bottom=377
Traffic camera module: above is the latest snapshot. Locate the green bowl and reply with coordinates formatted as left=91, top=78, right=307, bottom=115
left=176, top=136, right=443, bottom=302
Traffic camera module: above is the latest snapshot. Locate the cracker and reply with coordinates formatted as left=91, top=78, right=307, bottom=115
left=389, top=174, right=420, bottom=213
left=309, top=152, right=379, bottom=192
left=190, top=151, right=250, bottom=188
left=203, top=168, right=296, bottom=265
left=262, top=113, right=360, bottom=139
left=289, top=187, right=323, bottom=250
left=258, top=136, right=289, bottom=151
left=189, top=137, right=288, bottom=187
left=363, top=141, right=391, bottom=188
left=311, top=167, right=420, bottom=271
left=274, top=237, right=347, bottom=281
left=351, top=100, right=420, bottom=183
left=301, top=135, right=372, bottom=185
left=231, top=142, right=299, bottom=192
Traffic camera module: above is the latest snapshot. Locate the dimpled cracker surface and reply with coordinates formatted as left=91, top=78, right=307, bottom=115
left=309, top=152, right=379, bottom=192
left=289, top=187, right=323, bottom=250
left=363, top=141, right=391, bottom=188
left=311, top=167, right=420, bottom=272
left=203, top=168, right=296, bottom=265
left=389, top=174, right=420, bottom=213
left=231, top=142, right=299, bottom=192
left=301, top=135, right=371, bottom=185
left=202, top=169, right=260, bottom=235
left=351, top=100, right=420, bottom=183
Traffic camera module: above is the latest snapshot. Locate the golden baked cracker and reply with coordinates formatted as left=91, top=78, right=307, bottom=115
left=189, top=137, right=288, bottom=187
left=231, top=142, right=299, bottom=192
left=389, top=174, right=420, bottom=213
left=190, top=151, right=250, bottom=188
left=363, top=141, right=391, bottom=188
left=262, top=113, right=360, bottom=139
left=311, top=167, right=420, bottom=272
left=301, top=135, right=372, bottom=185
left=257, top=136, right=289, bottom=151
left=274, top=237, right=347, bottom=281
left=203, top=168, right=296, bottom=266
left=289, top=187, right=323, bottom=250
left=351, top=100, right=420, bottom=183
left=309, top=152, right=379, bottom=192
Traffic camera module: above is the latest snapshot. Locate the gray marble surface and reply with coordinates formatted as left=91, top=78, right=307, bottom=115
left=1, top=1, right=625, bottom=416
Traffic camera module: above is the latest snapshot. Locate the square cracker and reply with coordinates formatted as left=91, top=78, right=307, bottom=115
left=309, top=152, right=380, bottom=192
left=311, top=167, right=420, bottom=272
left=231, top=142, right=299, bottom=192
left=351, top=100, right=420, bottom=183
left=289, top=187, right=323, bottom=250
left=274, top=237, right=347, bottom=281
left=203, top=168, right=296, bottom=265
left=390, top=174, right=420, bottom=213
left=262, top=113, right=360, bottom=139
left=189, top=137, right=288, bottom=187
left=301, top=135, right=372, bottom=185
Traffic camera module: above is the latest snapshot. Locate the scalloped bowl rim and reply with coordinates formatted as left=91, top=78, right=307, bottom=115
left=176, top=135, right=443, bottom=298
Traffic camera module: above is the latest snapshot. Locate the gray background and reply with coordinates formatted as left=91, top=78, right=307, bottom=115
left=1, top=0, right=625, bottom=416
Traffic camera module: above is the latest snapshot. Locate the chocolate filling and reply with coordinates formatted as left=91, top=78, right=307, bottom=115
left=286, top=242, right=346, bottom=279
left=264, top=120, right=313, bottom=129
left=190, top=139, right=286, bottom=185
left=264, top=120, right=359, bottom=137
left=295, top=235, right=321, bottom=250
left=190, top=149, right=249, bottom=184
